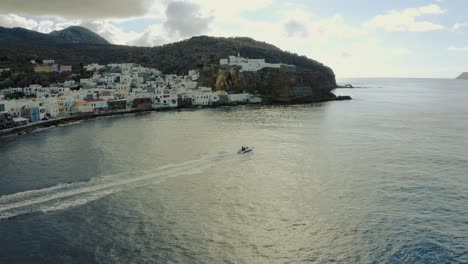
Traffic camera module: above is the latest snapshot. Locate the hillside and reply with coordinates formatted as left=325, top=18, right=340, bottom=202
left=0, top=27, right=338, bottom=101
left=0, top=26, right=110, bottom=45
left=456, top=72, right=468, bottom=79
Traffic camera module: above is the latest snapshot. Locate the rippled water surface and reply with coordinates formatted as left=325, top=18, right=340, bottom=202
left=0, top=78, right=467, bottom=263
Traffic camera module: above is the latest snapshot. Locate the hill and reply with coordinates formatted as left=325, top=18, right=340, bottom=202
left=456, top=72, right=468, bottom=79
left=0, top=27, right=339, bottom=102
left=0, top=26, right=110, bottom=45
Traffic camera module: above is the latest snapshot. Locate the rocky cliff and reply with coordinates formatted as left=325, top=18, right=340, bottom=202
left=199, top=65, right=337, bottom=103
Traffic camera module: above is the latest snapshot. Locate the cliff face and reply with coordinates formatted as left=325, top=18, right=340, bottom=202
left=200, top=66, right=336, bottom=103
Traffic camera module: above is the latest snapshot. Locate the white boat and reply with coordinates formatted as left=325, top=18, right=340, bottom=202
left=238, top=146, right=253, bottom=154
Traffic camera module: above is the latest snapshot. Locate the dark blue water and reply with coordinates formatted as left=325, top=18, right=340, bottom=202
left=0, top=78, right=467, bottom=263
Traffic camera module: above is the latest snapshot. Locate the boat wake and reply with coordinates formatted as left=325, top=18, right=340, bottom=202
left=0, top=152, right=244, bottom=220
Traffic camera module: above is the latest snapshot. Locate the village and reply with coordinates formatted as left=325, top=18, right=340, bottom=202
left=0, top=54, right=288, bottom=131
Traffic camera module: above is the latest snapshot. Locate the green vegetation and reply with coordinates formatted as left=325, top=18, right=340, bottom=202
left=0, top=71, right=74, bottom=89
left=0, top=33, right=335, bottom=85
left=0, top=26, right=109, bottom=46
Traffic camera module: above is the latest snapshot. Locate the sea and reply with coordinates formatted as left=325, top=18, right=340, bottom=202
left=0, top=78, right=467, bottom=263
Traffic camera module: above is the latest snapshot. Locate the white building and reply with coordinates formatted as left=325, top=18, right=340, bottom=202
left=120, top=74, right=132, bottom=84
left=35, top=87, right=52, bottom=98
left=23, top=84, right=43, bottom=96
left=63, top=80, right=76, bottom=87
left=220, top=53, right=294, bottom=72
left=58, top=97, right=77, bottom=116
left=116, top=83, right=131, bottom=95
left=80, top=78, right=97, bottom=88
left=188, top=70, right=199, bottom=81
left=152, top=88, right=177, bottom=108
left=30, top=100, right=46, bottom=119
left=86, top=99, right=108, bottom=112
left=2, top=99, right=37, bottom=117
left=188, top=87, right=220, bottom=106
left=228, top=93, right=250, bottom=103
left=44, top=98, right=60, bottom=118
left=1, top=88, right=23, bottom=95
left=51, top=87, right=70, bottom=97
left=85, top=63, right=105, bottom=72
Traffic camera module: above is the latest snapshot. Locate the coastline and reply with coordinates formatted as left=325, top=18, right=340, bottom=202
left=0, top=95, right=351, bottom=137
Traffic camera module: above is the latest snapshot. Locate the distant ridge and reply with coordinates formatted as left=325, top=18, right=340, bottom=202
left=456, top=72, right=468, bottom=79
left=0, top=26, right=110, bottom=45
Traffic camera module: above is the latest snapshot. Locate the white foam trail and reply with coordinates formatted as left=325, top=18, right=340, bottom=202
left=0, top=153, right=246, bottom=220
left=59, top=120, right=83, bottom=127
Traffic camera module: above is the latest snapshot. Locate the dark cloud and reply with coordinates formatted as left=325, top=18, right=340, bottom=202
left=163, top=1, right=213, bottom=37
left=284, top=20, right=309, bottom=37
left=0, top=0, right=150, bottom=19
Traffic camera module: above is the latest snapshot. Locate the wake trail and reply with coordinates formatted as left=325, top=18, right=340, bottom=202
left=0, top=152, right=244, bottom=220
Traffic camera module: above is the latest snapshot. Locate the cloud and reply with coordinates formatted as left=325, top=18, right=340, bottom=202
left=37, top=20, right=55, bottom=33
left=163, top=1, right=213, bottom=38
left=192, top=0, right=272, bottom=17
left=80, top=20, right=141, bottom=45
left=308, top=14, right=363, bottom=40
left=128, top=24, right=168, bottom=47
left=307, top=37, right=415, bottom=77
left=284, top=20, right=309, bottom=37
left=392, top=47, right=411, bottom=56
left=448, top=46, right=468, bottom=51
left=0, top=13, right=38, bottom=29
left=0, top=0, right=150, bottom=19
left=453, top=22, right=468, bottom=31
left=365, top=4, right=445, bottom=32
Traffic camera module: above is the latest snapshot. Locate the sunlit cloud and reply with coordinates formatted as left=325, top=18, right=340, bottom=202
left=365, top=4, right=445, bottom=32
left=448, top=46, right=468, bottom=51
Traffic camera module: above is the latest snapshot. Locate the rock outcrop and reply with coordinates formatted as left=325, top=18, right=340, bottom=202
left=200, top=66, right=337, bottom=103
left=456, top=72, right=468, bottom=79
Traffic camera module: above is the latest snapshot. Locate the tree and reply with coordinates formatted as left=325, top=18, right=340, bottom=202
left=1, top=70, right=11, bottom=79
left=5, top=92, right=25, bottom=100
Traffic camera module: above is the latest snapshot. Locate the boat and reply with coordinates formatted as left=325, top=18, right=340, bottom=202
left=238, top=146, right=253, bottom=154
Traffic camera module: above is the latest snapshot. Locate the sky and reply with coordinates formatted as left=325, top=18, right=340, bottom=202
left=0, top=0, right=466, bottom=78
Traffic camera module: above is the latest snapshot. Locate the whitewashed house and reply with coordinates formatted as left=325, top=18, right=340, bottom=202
left=23, top=85, right=42, bottom=97
left=187, top=87, right=220, bottom=106
left=80, top=78, right=97, bottom=88
left=116, top=83, right=131, bottom=95
left=85, top=64, right=105, bottom=72
left=44, top=98, right=60, bottom=118
left=152, top=88, right=177, bottom=108
left=86, top=99, right=108, bottom=112
left=228, top=93, right=250, bottom=103
left=36, top=87, right=52, bottom=98
left=220, top=53, right=295, bottom=72
left=63, top=80, right=76, bottom=88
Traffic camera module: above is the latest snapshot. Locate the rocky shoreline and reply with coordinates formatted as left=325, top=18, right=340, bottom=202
left=0, top=96, right=351, bottom=137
